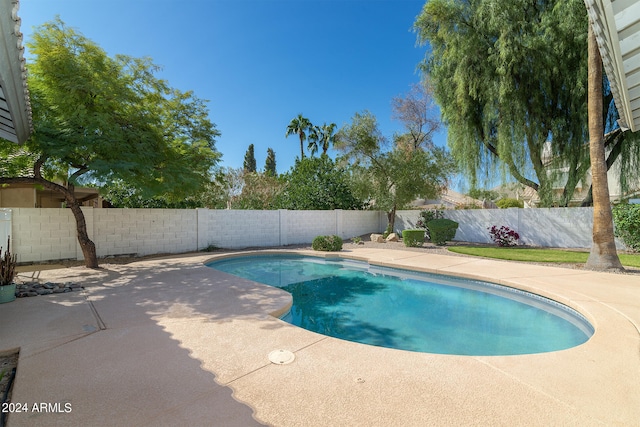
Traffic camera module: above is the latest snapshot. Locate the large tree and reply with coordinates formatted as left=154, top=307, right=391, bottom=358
left=277, top=156, right=363, bottom=210
left=335, top=111, right=455, bottom=231
left=285, top=114, right=312, bottom=159
left=391, top=81, right=440, bottom=152
left=264, top=147, right=277, bottom=176
left=585, top=25, right=623, bottom=270
left=243, top=144, right=257, bottom=173
left=414, top=0, right=640, bottom=207
left=0, top=19, right=220, bottom=267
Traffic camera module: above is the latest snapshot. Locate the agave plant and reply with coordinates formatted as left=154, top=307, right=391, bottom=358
left=0, top=238, right=17, bottom=286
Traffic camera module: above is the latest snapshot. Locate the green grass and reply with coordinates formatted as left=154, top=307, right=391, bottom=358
left=447, top=246, right=640, bottom=268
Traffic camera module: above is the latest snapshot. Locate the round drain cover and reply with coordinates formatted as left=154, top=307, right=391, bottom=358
left=268, top=349, right=295, bottom=365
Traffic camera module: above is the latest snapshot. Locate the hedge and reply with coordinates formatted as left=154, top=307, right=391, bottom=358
left=312, top=235, right=343, bottom=251
left=427, top=219, right=458, bottom=245
left=402, top=229, right=425, bottom=247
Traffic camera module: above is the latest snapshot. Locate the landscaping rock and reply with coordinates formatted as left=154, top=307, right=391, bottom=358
left=14, top=281, right=84, bottom=298
left=386, top=233, right=399, bottom=242
left=370, top=234, right=385, bottom=243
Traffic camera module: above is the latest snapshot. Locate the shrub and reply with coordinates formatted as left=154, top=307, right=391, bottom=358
left=488, top=225, right=520, bottom=247
left=427, top=219, right=458, bottom=245
left=416, top=209, right=444, bottom=239
left=496, top=198, right=524, bottom=209
left=312, top=235, right=343, bottom=252
left=402, top=229, right=425, bottom=247
left=382, top=223, right=393, bottom=239
left=612, top=203, right=640, bottom=251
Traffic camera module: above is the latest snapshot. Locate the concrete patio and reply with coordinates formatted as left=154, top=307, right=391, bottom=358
left=0, top=247, right=638, bottom=426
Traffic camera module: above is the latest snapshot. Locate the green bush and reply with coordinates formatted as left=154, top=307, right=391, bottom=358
left=496, top=198, right=524, bottom=209
left=427, top=219, right=458, bottom=245
left=402, top=229, right=425, bottom=247
left=613, top=203, right=640, bottom=251
left=312, top=235, right=343, bottom=252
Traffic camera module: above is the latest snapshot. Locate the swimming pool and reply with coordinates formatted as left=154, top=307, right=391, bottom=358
left=207, top=254, right=593, bottom=356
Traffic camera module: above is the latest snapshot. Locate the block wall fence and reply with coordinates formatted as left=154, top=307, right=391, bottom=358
left=0, top=206, right=621, bottom=263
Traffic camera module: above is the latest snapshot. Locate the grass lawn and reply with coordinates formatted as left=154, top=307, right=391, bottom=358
left=447, top=246, right=640, bottom=268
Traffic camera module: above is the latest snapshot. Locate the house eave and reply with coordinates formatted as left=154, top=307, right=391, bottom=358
left=584, top=0, right=640, bottom=132
left=0, top=0, right=32, bottom=144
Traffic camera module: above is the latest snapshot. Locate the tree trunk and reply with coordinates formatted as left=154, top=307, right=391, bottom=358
left=585, top=25, right=623, bottom=271
left=387, top=204, right=397, bottom=234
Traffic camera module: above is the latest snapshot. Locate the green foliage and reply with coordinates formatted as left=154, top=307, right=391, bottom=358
left=24, top=18, right=220, bottom=200
left=312, top=235, right=343, bottom=252
left=467, top=188, right=499, bottom=202
left=416, top=209, right=444, bottom=239
left=414, top=0, right=599, bottom=207
left=277, top=156, right=363, bottom=210
left=264, top=148, right=277, bottom=177
left=416, top=209, right=443, bottom=229
left=243, top=144, right=257, bottom=173
left=285, top=114, right=312, bottom=159
left=612, top=203, right=640, bottom=251
left=233, top=172, right=283, bottom=209
left=427, top=219, right=458, bottom=245
left=351, top=236, right=362, bottom=245
left=402, top=229, right=425, bottom=247
left=382, top=223, right=393, bottom=239
left=496, top=198, right=524, bottom=209
left=336, top=110, right=456, bottom=230
left=0, top=238, right=17, bottom=286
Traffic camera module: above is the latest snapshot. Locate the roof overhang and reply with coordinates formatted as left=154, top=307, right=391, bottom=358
left=584, top=0, right=640, bottom=132
left=0, top=0, right=32, bottom=143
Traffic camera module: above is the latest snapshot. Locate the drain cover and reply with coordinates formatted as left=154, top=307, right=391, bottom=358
left=268, top=349, right=295, bottom=365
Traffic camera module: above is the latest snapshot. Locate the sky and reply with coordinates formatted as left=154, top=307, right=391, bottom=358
left=18, top=0, right=450, bottom=179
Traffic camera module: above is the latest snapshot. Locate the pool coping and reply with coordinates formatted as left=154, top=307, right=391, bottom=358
left=2, top=247, right=639, bottom=426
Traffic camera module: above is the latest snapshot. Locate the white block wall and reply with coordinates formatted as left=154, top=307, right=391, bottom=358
left=395, top=207, right=625, bottom=249
left=11, top=208, right=77, bottom=263
left=93, top=208, right=198, bottom=258
left=5, top=206, right=627, bottom=263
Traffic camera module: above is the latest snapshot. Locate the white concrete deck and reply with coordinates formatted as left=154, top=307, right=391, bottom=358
left=0, top=248, right=638, bottom=426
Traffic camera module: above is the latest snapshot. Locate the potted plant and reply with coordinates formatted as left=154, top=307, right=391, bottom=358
left=0, top=238, right=17, bottom=304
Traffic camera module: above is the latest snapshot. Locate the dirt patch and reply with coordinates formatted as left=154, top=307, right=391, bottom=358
left=0, top=349, right=19, bottom=423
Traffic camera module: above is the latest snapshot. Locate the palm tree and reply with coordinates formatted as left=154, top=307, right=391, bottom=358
left=585, top=24, right=623, bottom=271
left=285, top=114, right=311, bottom=159
left=319, top=122, right=337, bottom=155
left=307, top=125, right=320, bottom=157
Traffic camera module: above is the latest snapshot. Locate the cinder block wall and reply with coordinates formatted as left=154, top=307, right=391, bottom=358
left=11, top=208, right=77, bottom=263
left=6, top=206, right=625, bottom=263
left=395, top=207, right=624, bottom=249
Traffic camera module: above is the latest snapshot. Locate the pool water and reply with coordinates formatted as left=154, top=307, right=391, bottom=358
left=207, top=255, right=593, bottom=356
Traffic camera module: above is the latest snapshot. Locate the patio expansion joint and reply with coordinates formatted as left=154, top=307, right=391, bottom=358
left=473, top=357, right=607, bottom=425
left=221, top=336, right=330, bottom=387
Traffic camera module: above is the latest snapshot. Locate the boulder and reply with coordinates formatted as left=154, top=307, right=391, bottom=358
left=385, top=233, right=399, bottom=242
left=370, top=234, right=385, bottom=243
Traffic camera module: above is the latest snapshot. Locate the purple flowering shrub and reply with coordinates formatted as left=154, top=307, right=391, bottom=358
left=488, top=225, right=520, bottom=247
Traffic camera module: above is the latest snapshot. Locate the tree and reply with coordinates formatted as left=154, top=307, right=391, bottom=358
left=243, top=144, right=257, bottom=173
left=277, top=156, right=363, bottom=210
left=264, top=148, right=277, bottom=176
left=391, top=81, right=440, bottom=152
left=414, top=0, right=585, bottom=206
left=0, top=19, right=220, bottom=267
left=319, top=123, right=337, bottom=155
left=233, top=172, right=283, bottom=209
left=585, top=25, right=623, bottom=270
left=335, top=111, right=455, bottom=231
left=307, top=125, right=320, bottom=157
left=415, top=0, right=640, bottom=208
left=285, top=114, right=312, bottom=159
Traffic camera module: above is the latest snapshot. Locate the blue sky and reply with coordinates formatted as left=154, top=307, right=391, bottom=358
left=19, top=0, right=448, bottom=177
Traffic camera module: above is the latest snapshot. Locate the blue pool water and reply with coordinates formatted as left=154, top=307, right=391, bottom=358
left=206, top=255, right=593, bottom=355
